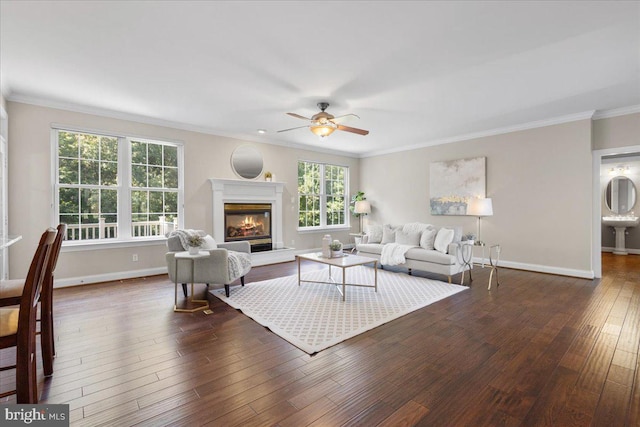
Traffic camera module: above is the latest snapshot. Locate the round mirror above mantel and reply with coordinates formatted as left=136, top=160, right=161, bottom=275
left=605, top=176, right=637, bottom=214
left=231, top=145, right=263, bottom=180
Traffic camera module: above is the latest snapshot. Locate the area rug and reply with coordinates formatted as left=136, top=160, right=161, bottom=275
left=210, top=266, right=467, bottom=354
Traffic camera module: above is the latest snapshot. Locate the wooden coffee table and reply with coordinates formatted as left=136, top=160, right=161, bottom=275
left=296, top=252, right=378, bottom=301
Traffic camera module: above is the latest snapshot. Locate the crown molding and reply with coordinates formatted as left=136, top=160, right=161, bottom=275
left=592, top=104, right=640, bottom=120
left=7, top=93, right=638, bottom=160
left=360, top=110, right=597, bottom=158
left=6, top=94, right=360, bottom=159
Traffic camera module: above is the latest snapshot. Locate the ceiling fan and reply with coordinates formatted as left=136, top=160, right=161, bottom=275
left=278, top=102, right=369, bottom=139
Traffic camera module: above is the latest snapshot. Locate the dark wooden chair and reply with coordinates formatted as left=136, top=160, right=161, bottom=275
left=0, top=223, right=66, bottom=377
left=0, top=228, right=57, bottom=403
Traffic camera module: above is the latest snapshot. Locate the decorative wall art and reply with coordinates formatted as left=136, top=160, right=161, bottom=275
left=430, top=156, right=486, bottom=215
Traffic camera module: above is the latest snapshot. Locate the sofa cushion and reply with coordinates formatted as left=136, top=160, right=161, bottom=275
left=381, top=224, right=400, bottom=244
left=434, top=228, right=455, bottom=253
left=366, top=224, right=383, bottom=244
left=420, top=227, right=437, bottom=250
left=404, top=247, right=457, bottom=265
left=356, top=243, right=384, bottom=255
left=396, top=229, right=421, bottom=246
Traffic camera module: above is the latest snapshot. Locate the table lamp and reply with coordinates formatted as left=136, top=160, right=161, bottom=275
left=354, top=200, right=371, bottom=234
left=467, top=197, right=493, bottom=245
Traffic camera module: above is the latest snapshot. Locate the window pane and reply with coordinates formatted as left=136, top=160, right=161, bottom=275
left=131, top=165, right=147, bottom=187
left=58, top=131, right=78, bottom=158
left=79, top=134, right=99, bottom=159
left=59, top=158, right=78, bottom=184
left=164, top=167, right=178, bottom=188
left=59, top=188, right=79, bottom=214
left=80, top=189, right=99, bottom=214
left=131, top=190, right=147, bottom=214
left=131, top=141, right=146, bottom=164
left=101, top=189, right=118, bottom=214
left=148, top=143, right=162, bottom=166
left=148, top=166, right=163, bottom=187
left=165, top=191, right=177, bottom=213
left=101, top=137, right=118, bottom=162
left=164, top=145, right=178, bottom=167
left=80, top=160, right=99, bottom=185
left=101, top=161, right=118, bottom=186
left=149, top=191, right=164, bottom=213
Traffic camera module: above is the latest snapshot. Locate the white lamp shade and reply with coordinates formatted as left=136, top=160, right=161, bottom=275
left=354, top=200, right=371, bottom=214
left=467, top=198, right=493, bottom=216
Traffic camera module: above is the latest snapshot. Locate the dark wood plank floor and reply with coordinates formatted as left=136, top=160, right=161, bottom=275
left=1, top=253, right=639, bottom=426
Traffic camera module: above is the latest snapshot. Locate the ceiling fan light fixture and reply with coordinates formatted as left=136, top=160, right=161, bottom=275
left=310, top=122, right=337, bottom=139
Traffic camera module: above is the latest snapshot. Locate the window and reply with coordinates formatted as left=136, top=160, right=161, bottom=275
left=54, top=129, right=183, bottom=243
left=298, top=160, right=348, bottom=230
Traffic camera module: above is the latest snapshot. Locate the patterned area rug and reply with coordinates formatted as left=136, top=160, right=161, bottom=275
left=211, top=266, right=467, bottom=354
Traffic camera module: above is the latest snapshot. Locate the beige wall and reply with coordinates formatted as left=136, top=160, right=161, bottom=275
left=593, top=112, right=640, bottom=151
left=360, top=120, right=594, bottom=276
left=7, top=101, right=359, bottom=283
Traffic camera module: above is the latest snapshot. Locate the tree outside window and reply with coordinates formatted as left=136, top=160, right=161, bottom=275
left=298, top=161, right=348, bottom=229
left=55, top=129, right=183, bottom=242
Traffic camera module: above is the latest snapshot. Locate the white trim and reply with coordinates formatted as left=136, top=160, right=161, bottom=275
left=361, top=111, right=596, bottom=158
left=13, top=95, right=637, bottom=159
left=490, top=259, right=594, bottom=280
left=10, top=96, right=358, bottom=158
left=61, top=237, right=167, bottom=252
left=209, top=178, right=286, bottom=249
left=601, top=247, right=640, bottom=255
left=592, top=143, right=640, bottom=279
left=593, top=105, right=640, bottom=120
left=54, top=267, right=167, bottom=288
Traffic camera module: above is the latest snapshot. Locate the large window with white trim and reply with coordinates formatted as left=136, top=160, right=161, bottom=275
left=54, top=128, right=183, bottom=243
left=297, top=160, right=348, bottom=230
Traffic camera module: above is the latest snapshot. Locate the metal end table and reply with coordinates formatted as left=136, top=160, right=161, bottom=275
left=174, top=251, right=211, bottom=313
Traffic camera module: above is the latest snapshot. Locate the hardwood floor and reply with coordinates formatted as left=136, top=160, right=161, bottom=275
left=1, top=253, right=639, bottom=426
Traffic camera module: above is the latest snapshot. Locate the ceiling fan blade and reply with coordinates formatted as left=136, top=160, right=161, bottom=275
left=277, top=125, right=310, bottom=133
left=286, top=112, right=311, bottom=121
left=337, top=124, right=369, bottom=136
left=330, top=113, right=360, bottom=124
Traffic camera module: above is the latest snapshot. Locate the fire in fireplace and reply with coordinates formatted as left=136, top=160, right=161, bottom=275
left=224, top=203, right=272, bottom=252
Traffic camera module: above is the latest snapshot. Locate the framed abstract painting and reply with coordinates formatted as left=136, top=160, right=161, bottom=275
left=430, top=156, right=486, bottom=215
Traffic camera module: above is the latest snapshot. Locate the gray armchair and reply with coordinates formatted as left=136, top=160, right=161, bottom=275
left=166, top=232, right=252, bottom=298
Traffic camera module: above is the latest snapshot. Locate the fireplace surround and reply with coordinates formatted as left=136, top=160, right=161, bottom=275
left=210, top=178, right=293, bottom=265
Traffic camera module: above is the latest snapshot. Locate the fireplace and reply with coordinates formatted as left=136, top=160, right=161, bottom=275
left=224, top=203, right=272, bottom=252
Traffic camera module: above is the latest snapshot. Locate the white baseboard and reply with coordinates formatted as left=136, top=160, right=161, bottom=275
left=483, top=258, right=594, bottom=279
left=54, top=267, right=168, bottom=288
left=601, top=247, right=640, bottom=255
left=54, top=251, right=598, bottom=289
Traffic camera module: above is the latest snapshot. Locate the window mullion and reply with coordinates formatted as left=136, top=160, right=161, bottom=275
left=119, top=137, right=132, bottom=239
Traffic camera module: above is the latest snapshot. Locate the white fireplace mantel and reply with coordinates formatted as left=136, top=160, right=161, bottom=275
left=209, top=178, right=285, bottom=250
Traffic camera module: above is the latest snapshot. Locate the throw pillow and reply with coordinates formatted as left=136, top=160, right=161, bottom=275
left=201, top=235, right=218, bottom=250
left=441, top=225, right=463, bottom=242
left=381, top=224, right=399, bottom=244
left=434, top=228, right=455, bottom=253
left=396, top=230, right=421, bottom=246
left=366, top=224, right=383, bottom=244
left=420, top=227, right=437, bottom=250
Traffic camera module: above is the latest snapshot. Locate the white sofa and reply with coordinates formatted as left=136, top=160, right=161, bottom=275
left=356, top=223, right=470, bottom=284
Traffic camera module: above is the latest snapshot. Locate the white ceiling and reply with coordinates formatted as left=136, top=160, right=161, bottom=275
left=1, top=1, right=639, bottom=157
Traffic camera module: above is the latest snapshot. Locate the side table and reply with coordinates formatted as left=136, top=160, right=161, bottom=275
left=349, top=233, right=364, bottom=253
left=487, top=244, right=501, bottom=290
left=457, top=242, right=474, bottom=286
left=460, top=242, right=502, bottom=290
left=174, top=251, right=210, bottom=313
